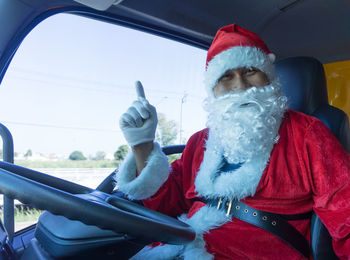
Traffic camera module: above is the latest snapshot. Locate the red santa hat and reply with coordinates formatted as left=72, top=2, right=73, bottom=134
left=204, top=24, right=276, bottom=96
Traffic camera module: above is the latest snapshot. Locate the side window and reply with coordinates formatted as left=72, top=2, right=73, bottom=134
left=0, top=13, right=207, bottom=230
left=324, top=60, right=350, bottom=118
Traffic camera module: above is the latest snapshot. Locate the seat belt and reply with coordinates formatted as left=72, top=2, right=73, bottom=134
left=206, top=198, right=311, bottom=258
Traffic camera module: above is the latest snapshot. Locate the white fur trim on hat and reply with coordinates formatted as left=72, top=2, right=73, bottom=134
left=204, top=46, right=275, bottom=97
left=114, top=142, right=170, bottom=200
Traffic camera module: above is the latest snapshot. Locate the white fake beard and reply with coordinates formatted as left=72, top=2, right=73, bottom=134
left=204, top=83, right=288, bottom=164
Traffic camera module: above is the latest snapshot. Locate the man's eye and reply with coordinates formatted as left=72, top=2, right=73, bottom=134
left=219, top=74, right=232, bottom=81
left=245, top=69, right=256, bottom=76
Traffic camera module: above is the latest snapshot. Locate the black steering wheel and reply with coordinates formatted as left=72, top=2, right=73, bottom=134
left=0, top=160, right=195, bottom=244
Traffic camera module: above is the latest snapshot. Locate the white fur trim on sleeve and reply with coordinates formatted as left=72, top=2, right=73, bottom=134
left=130, top=205, right=230, bottom=260
left=130, top=244, right=184, bottom=260
left=179, top=205, right=230, bottom=260
left=114, top=142, right=170, bottom=200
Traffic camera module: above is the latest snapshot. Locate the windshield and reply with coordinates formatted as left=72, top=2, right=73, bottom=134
left=0, top=13, right=207, bottom=230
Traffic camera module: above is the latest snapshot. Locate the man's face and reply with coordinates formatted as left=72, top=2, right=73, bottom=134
left=213, top=67, right=270, bottom=97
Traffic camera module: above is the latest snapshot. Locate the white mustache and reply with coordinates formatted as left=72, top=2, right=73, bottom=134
left=204, top=83, right=288, bottom=164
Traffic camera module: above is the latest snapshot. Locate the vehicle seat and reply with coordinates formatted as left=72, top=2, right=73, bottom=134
left=275, top=56, right=350, bottom=260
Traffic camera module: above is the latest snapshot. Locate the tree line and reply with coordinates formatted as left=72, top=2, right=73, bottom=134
left=4, top=113, right=180, bottom=163
left=69, top=113, right=179, bottom=161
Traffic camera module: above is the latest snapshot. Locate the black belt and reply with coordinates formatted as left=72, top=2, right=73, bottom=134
left=206, top=198, right=312, bottom=258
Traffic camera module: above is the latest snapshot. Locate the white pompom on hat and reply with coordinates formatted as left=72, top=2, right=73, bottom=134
left=204, top=24, right=276, bottom=97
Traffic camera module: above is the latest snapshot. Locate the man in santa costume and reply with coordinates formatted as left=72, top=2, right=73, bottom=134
left=116, top=24, right=350, bottom=259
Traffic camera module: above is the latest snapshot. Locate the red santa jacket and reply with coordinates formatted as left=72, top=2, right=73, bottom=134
left=142, top=110, right=350, bottom=260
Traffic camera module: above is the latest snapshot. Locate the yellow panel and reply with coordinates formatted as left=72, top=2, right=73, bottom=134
left=324, top=60, right=350, bottom=118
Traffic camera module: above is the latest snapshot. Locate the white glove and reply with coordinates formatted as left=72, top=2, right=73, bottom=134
left=119, top=81, right=158, bottom=146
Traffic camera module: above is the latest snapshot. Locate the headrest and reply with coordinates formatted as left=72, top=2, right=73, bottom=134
left=275, top=56, right=350, bottom=152
left=274, top=56, right=329, bottom=114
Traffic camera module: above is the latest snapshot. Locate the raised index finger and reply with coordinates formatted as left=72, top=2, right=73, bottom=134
left=135, top=81, right=146, bottom=99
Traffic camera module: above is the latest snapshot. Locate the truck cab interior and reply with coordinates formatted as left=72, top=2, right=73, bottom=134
left=0, top=1, right=350, bottom=259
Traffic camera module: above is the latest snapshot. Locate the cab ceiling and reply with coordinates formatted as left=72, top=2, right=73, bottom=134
left=25, top=0, right=350, bottom=63
left=108, top=0, right=350, bottom=63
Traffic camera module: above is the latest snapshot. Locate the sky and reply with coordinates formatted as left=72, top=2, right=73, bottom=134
left=0, top=13, right=208, bottom=157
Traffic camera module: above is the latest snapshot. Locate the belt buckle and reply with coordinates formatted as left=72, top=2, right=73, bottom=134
left=226, top=199, right=233, bottom=217
left=217, top=197, right=223, bottom=210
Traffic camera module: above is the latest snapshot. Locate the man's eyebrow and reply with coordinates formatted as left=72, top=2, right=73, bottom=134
left=223, top=70, right=233, bottom=76
left=218, top=72, right=230, bottom=79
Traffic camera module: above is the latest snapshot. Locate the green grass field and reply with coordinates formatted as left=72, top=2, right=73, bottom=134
left=13, top=206, right=43, bottom=222
left=15, top=159, right=120, bottom=168
left=1, top=206, right=43, bottom=231
left=15, top=155, right=180, bottom=169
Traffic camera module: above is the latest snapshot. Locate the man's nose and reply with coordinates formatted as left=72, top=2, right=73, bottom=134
left=231, top=76, right=250, bottom=91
